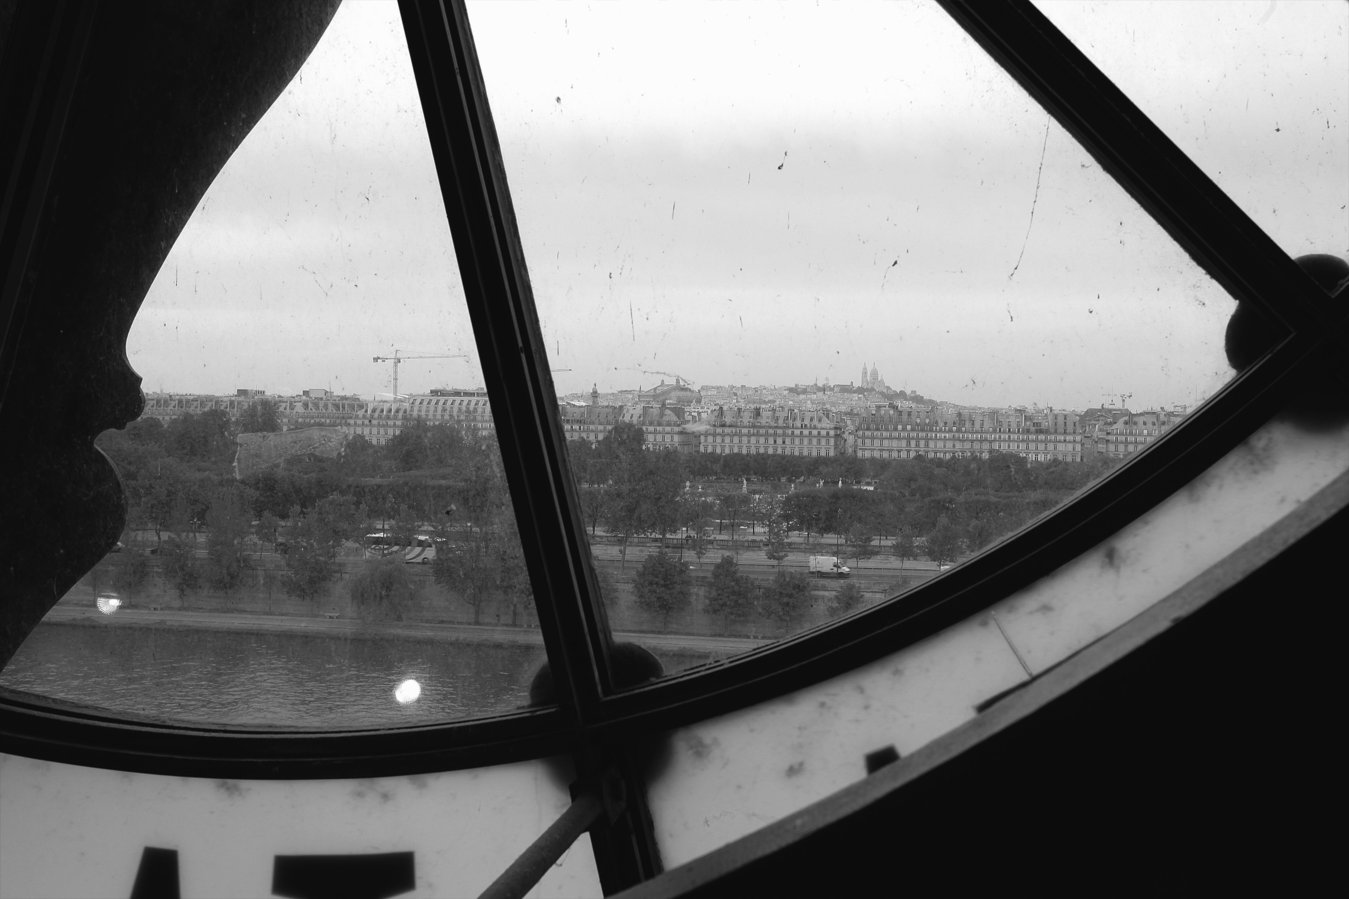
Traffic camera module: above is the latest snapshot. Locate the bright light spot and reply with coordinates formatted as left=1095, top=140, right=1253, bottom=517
left=394, top=679, right=421, bottom=705
left=96, top=594, right=122, bottom=615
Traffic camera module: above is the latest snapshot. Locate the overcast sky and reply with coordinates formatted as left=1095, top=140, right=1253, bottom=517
left=127, top=0, right=1347, bottom=412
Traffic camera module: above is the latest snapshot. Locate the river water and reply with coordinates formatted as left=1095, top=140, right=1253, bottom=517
left=0, top=623, right=710, bottom=729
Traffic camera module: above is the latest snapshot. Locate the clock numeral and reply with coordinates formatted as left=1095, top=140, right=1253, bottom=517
left=272, top=852, right=415, bottom=899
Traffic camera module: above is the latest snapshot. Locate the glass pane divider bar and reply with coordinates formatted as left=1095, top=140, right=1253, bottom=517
left=396, top=0, right=618, bottom=723
left=396, top=0, right=665, bottom=890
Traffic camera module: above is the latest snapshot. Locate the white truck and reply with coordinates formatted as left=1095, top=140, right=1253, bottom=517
left=808, top=555, right=851, bottom=577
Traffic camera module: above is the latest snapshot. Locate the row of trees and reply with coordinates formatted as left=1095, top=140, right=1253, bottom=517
left=95, top=407, right=1121, bottom=629
left=105, top=478, right=526, bottom=626
left=569, top=421, right=1121, bottom=569
left=97, top=410, right=530, bottom=622
left=634, top=552, right=865, bottom=635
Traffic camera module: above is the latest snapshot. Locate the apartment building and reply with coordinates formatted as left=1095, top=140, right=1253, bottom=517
left=141, top=391, right=262, bottom=422
left=347, top=401, right=410, bottom=446
left=139, top=389, right=1182, bottom=463
left=700, top=406, right=843, bottom=457
left=404, top=389, right=496, bottom=442
left=276, top=391, right=368, bottom=429
left=1088, top=409, right=1185, bottom=459
left=144, top=388, right=367, bottom=431
left=621, top=404, right=697, bottom=452
left=854, top=405, right=1084, bottom=462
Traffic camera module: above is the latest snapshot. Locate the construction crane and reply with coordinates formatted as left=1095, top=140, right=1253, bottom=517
left=643, top=370, right=695, bottom=388
left=372, top=350, right=466, bottom=399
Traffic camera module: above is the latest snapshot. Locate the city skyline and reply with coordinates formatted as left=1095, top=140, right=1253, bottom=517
left=138, top=371, right=1179, bottom=416
left=142, top=377, right=1178, bottom=468
left=132, top=365, right=1201, bottom=415
left=124, top=2, right=1345, bottom=416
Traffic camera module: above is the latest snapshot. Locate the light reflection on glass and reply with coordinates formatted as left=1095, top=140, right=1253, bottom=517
left=95, top=594, right=122, bottom=615
left=394, top=678, right=422, bottom=705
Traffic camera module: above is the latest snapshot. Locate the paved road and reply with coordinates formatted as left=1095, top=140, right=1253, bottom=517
left=127, top=530, right=950, bottom=579
left=588, top=543, right=947, bottom=576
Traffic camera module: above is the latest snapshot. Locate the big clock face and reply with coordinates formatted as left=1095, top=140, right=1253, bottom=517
left=1, top=1, right=1345, bottom=897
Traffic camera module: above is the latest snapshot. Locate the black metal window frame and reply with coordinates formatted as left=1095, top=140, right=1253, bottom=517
left=0, top=0, right=1344, bottom=851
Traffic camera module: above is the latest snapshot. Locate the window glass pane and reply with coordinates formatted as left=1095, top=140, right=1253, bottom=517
left=467, top=0, right=1239, bottom=675
left=0, top=1, right=549, bottom=727
left=1034, top=0, right=1349, bottom=258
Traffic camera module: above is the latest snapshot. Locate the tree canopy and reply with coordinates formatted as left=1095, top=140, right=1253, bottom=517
left=349, top=559, right=419, bottom=623
left=705, top=555, right=757, bottom=625
left=633, top=550, right=692, bottom=626
left=93, top=403, right=1122, bottom=618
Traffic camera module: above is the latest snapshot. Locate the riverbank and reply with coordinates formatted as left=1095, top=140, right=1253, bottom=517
left=76, top=551, right=932, bottom=644
left=39, top=602, right=772, bottom=656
